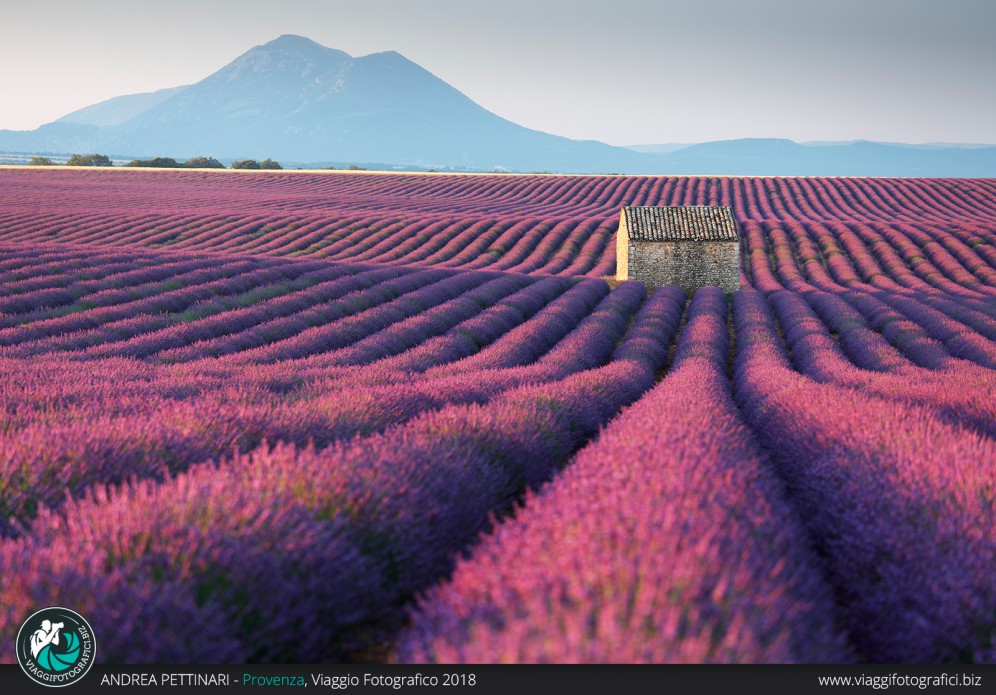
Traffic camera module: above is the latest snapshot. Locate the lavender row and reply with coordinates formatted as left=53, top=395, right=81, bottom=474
left=5, top=264, right=383, bottom=357
left=399, top=288, right=850, bottom=663
left=0, top=254, right=167, bottom=302
left=767, top=290, right=996, bottom=439
left=5, top=170, right=996, bottom=225
left=733, top=289, right=995, bottom=662
left=0, top=277, right=570, bottom=435
left=0, top=258, right=330, bottom=343
left=85, top=266, right=415, bottom=360
left=4, top=172, right=995, bottom=281
left=0, top=282, right=652, bottom=533
left=862, top=292, right=996, bottom=369
left=219, top=268, right=492, bottom=363
left=739, top=217, right=995, bottom=297
left=423, top=279, right=608, bottom=375
left=300, top=275, right=537, bottom=366
left=0, top=309, right=676, bottom=662
left=344, top=276, right=576, bottom=374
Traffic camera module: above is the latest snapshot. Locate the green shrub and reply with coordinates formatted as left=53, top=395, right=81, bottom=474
left=183, top=156, right=226, bottom=169
left=66, top=153, right=112, bottom=167
left=125, top=157, right=181, bottom=168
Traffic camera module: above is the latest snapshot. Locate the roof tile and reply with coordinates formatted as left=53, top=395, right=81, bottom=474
left=623, top=206, right=739, bottom=241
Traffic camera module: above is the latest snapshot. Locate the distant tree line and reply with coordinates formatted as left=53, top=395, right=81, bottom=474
left=184, top=156, right=226, bottom=169
left=125, top=157, right=182, bottom=168
left=28, top=155, right=400, bottom=171
left=67, top=153, right=113, bottom=167
left=125, top=156, right=274, bottom=169
left=48, top=153, right=284, bottom=169
left=231, top=158, right=283, bottom=170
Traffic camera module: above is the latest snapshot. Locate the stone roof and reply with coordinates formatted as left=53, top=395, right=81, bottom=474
left=622, top=206, right=739, bottom=242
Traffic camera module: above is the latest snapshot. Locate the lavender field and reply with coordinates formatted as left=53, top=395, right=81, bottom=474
left=0, top=168, right=993, bottom=664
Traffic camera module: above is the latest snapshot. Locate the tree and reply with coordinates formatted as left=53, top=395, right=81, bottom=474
left=125, top=157, right=181, bottom=168
left=66, top=153, right=110, bottom=167
left=28, top=156, right=55, bottom=166
left=183, top=156, right=225, bottom=169
left=259, top=158, right=283, bottom=170
left=231, top=159, right=261, bottom=170
left=66, top=153, right=112, bottom=167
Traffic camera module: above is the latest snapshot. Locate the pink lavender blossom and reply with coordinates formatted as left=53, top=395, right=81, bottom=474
left=0, top=169, right=993, bottom=665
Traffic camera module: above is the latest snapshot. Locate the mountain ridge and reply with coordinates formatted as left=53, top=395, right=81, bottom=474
left=2, top=35, right=994, bottom=176
left=3, top=35, right=662, bottom=172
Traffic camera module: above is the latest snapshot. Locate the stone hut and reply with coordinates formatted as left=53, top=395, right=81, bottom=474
left=616, top=205, right=741, bottom=294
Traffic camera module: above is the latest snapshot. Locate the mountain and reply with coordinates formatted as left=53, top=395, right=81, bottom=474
left=1, top=35, right=994, bottom=175
left=624, top=143, right=695, bottom=154
left=0, top=35, right=660, bottom=173
left=799, top=140, right=995, bottom=150
left=658, top=139, right=996, bottom=177
left=56, top=86, right=190, bottom=127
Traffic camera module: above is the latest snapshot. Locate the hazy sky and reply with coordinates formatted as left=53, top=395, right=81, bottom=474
left=3, top=0, right=994, bottom=145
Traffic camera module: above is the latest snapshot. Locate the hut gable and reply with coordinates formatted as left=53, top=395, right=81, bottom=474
left=616, top=205, right=741, bottom=294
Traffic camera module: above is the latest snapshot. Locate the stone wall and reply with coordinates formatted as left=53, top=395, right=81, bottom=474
left=628, top=240, right=741, bottom=294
